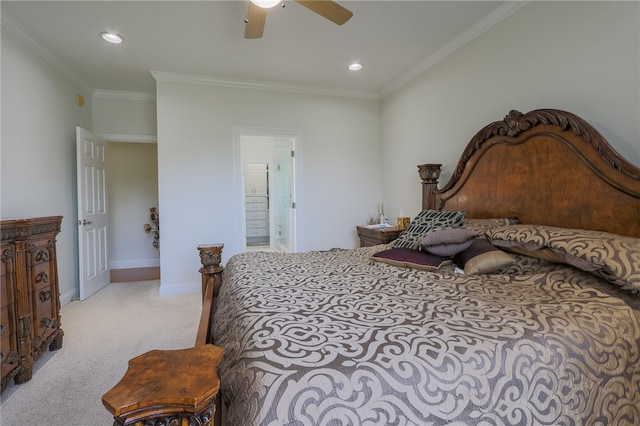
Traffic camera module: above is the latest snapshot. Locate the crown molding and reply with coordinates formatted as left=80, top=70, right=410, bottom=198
left=93, top=90, right=156, bottom=102
left=1, top=10, right=93, bottom=94
left=150, top=71, right=380, bottom=101
left=382, top=0, right=529, bottom=97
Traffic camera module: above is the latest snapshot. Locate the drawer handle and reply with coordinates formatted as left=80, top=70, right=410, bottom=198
left=0, top=324, right=4, bottom=336
left=40, top=290, right=51, bottom=302
left=41, top=317, right=53, bottom=328
left=36, top=249, right=50, bottom=262
left=0, top=352, right=3, bottom=363
left=36, top=271, right=49, bottom=283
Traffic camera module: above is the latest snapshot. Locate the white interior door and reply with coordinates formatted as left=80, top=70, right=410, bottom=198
left=273, top=140, right=296, bottom=252
left=76, top=127, right=110, bottom=300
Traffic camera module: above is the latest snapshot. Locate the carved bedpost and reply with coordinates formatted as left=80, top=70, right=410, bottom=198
left=197, top=244, right=224, bottom=301
left=194, top=243, right=225, bottom=426
left=196, top=244, right=224, bottom=348
left=418, top=164, right=442, bottom=210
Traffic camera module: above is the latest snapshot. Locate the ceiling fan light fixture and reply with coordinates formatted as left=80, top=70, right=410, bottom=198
left=100, top=32, right=124, bottom=44
left=348, top=63, right=363, bottom=71
left=250, top=0, right=281, bottom=8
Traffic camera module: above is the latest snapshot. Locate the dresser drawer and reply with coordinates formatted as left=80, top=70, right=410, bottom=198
left=31, top=262, right=53, bottom=293
left=0, top=247, right=9, bottom=277
left=27, top=241, right=54, bottom=267
left=34, top=307, right=56, bottom=341
left=247, top=228, right=268, bottom=237
left=246, top=211, right=267, bottom=220
left=33, top=285, right=56, bottom=319
left=0, top=305, right=13, bottom=340
left=0, top=275, right=11, bottom=308
left=246, top=196, right=267, bottom=204
left=246, top=220, right=268, bottom=229
left=246, top=201, right=267, bottom=212
left=0, top=304, right=19, bottom=379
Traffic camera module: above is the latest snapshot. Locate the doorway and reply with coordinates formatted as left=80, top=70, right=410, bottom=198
left=104, top=139, right=160, bottom=283
left=235, top=127, right=298, bottom=252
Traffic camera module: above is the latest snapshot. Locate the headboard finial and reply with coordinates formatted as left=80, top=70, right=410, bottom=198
left=417, top=163, right=442, bottom=183
left=417, top=164, right=442, bottom=210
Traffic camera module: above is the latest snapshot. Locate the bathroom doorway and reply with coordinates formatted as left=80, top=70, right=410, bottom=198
left=235, top=127, right=298, bottom=252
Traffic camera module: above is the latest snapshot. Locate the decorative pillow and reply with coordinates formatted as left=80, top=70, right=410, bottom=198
left=488, top=224, right=640, bottom=293
left=371, top=248, right=451, bottom=271
left=489, top=240, right=567, bottom=264
left=496, top=253, right=563, bottom=275
left=460, top=217, right=520, bottom=238
left=418, top=228, right=475, bottom=256
left=453, top=239, right=515, bottom=274
left=393, top=210, right=465, bottom=249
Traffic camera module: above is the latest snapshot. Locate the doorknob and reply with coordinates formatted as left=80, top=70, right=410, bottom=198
left=77, top=219, right=93, bottom=225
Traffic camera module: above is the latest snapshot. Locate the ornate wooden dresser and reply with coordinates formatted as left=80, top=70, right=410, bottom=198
left=1, top=216, right=64, bottom=391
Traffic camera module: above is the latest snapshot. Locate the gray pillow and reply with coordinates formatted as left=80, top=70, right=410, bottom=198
left=419, top=227, right=475, bottom=256
left=453, top=239, right=515, bottom=274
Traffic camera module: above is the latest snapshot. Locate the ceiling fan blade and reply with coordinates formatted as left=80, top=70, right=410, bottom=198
left=245, top=2, right=267, bottom=39
left=295, top=1, right=353, bottom=25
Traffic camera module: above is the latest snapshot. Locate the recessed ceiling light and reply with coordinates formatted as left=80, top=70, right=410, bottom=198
left=348, top=63, right=363, bottom=71
left=100, top=32, right=124, bottom=44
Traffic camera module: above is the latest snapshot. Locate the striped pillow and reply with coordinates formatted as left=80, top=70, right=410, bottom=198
left=393, top=210, right=465, bottom=249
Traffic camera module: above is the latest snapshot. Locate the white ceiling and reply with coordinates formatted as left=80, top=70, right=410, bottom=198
left=1, top=1, right=516, bottom=98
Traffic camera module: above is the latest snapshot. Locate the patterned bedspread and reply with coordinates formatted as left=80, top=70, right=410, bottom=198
left=211, top=246, right=640, bottom=426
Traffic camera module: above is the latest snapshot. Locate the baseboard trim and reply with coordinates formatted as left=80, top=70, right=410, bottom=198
left=60, top=289, right=76, bottom=307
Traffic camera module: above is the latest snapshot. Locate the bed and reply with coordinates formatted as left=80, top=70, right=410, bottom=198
left=195, top=109, right=640, bottom=425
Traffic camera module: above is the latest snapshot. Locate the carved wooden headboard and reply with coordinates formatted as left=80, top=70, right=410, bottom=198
left=419, top=109, right=640, bottom=237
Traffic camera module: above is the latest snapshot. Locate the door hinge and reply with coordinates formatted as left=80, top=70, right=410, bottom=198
left=291, top=150, right=295, bottom=158
left=291, top=202, right=296, bottom=209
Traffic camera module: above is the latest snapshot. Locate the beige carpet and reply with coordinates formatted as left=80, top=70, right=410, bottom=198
left=0, top=280, right=202, bottom=426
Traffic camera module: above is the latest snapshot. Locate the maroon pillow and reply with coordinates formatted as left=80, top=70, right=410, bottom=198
left=371, top=248, right=451, bottom=271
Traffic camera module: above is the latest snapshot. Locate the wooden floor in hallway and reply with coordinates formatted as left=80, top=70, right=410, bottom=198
left=110, top=267, right=160, bottom=283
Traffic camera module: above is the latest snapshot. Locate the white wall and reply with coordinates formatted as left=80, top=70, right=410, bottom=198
left=1, top=26, right=93, bottom=304
left=93, top=92, right=157, bottom=136
left=155, top=81, right=381, bottom=294
left=381, top=1, right=640, bottom=220
left=106, top=142, right=160, bottom=269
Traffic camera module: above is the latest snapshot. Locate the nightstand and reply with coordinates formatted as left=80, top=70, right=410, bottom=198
left=103, top=344, right=224, bottom=426
left=356, top=226, right=402, bottom=247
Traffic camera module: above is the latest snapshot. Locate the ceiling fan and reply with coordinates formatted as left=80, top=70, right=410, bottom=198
left=244, top=0, right=353, bottom=39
